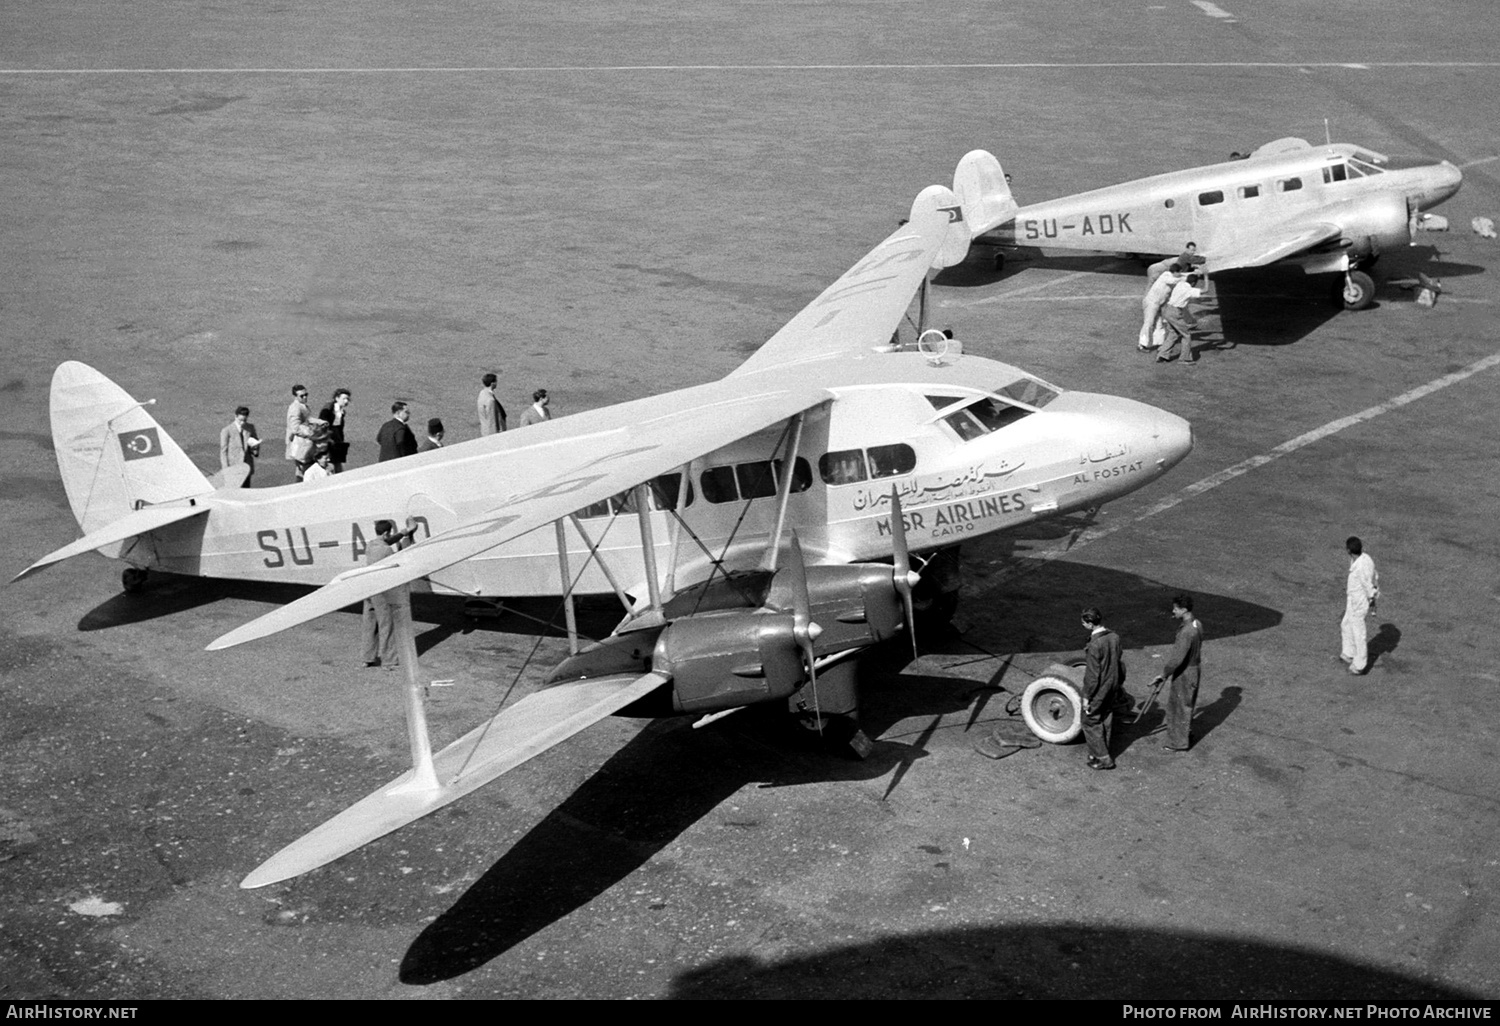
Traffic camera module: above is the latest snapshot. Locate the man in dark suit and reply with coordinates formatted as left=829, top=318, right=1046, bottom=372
left=218, top=405, right=260, bottom=487
left=376, top=401, right=418, bottom=462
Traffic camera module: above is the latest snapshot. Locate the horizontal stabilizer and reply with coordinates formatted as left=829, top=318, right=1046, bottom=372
left=240, top=671, right=671, bottom=888
left=11, top=503, right=209, bottom=583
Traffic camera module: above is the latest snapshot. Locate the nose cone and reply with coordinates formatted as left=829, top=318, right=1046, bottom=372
left=1418, top=160, right=1463, bottom=211
left=1048, top=392, right=1194, bottom=489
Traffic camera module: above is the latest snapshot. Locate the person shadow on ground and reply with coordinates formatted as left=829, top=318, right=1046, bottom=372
left=1366, top=623, right=1401, bottom=670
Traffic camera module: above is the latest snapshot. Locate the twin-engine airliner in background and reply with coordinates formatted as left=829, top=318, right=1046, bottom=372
left=15, top=182, right=1193, bottom=887
left=952, top=138, right=1462, bottom=309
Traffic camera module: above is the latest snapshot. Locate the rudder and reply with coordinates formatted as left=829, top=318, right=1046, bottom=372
left=954, top=149, right=1017, bottom=237
left=50, top=361, right=213, bottom=539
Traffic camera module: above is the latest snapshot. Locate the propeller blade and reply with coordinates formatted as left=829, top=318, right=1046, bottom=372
left=889, top=487, right=920, bottom=657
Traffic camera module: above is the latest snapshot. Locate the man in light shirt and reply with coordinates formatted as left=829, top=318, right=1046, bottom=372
left=1139, top=262, right=1185, bottom=351
left=1342, top=536, right=1380, bottom=675
left=1157, top=273, right=1206, bottom=363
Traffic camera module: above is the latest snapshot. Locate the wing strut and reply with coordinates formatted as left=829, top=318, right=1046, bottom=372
left=633, top=482, right=663, bottom=613
left=392, top=593, right=440, bottom=793
left=567, top=513, right=635, bottom=614
left=554, top=518, right=580, bottom=656
left=764, top=412, right=807, bottom=572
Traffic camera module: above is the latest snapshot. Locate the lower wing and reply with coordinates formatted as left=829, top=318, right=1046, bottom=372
left=1205, top=222, right=1343, bottom=274
left=241, top=671, right=671, bottom=888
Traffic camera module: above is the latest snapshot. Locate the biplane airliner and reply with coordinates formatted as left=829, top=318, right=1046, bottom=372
left=951, top=137, right=1462, bottom=309
left=16, top=182, right=1193, bottom=888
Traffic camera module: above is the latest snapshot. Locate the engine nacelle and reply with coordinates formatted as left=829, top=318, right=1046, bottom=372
left=1333, top=191, right=1412, bottom=261
left=654, top=611, right=806, bottom=713
left=765, top=563, right=906, bottom=651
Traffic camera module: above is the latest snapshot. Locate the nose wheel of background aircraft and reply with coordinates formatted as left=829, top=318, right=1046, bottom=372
left=1339, top=269, right=1376, bottom=310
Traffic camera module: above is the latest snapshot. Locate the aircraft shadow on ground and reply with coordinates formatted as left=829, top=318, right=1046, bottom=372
left=399, top=563, right=1278, bottom=983
left=665, top=922, right=1478, bottom=999
left=934, top=247, right=1140, bottom=289
left=398, top=711, right=920, bottom=984
left=76, top=571, right=624, bottom=642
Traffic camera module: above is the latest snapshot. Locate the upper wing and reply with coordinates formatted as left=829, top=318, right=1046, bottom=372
left=731, top=184, right=971, bottom=376
left=1204, top=221, right=1343, bottom=273
left=208, top=378, right=829, bottom=650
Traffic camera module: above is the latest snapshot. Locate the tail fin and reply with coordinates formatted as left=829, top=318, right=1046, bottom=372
left=50, top=361, right=213, bottom=539
left=954, top=149, right=1017, bottom=237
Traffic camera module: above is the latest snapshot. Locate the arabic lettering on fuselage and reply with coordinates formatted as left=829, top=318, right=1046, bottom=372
left=849, top=460, right=1024, bottom=511
left=1079, top=443, right=1130, bottom=465
left=1023, top=212, right=1134, bottom=241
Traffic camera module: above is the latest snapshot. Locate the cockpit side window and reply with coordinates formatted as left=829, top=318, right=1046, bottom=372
left=926, top=395, right=966, bottom=411
left=994, top=378, right=1059, bottom=409
left=943, top=408, right=988, bottom=442
left=1349, top=157, right=1383, bottom=176
left=1322, top=163, right=1349, bottom=184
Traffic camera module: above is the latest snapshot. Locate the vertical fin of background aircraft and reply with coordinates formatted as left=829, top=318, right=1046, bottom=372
left=50, top=361, right=213, bottom=542
left=953, top=149, right=1018, bottom=237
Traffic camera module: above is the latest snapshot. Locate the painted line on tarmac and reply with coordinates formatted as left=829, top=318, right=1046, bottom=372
left=1002, top=349, right=1500, bottom=575
left=5, top=61, right=1500, bottom=75
left=1191, top=1, right=1237, bottom=21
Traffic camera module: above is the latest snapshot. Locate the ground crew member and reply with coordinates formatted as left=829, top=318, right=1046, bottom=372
left=1152, top=595, right=1203, bottom=751
left=1342, top=536, right=1380, bottom=674
left=1080, top=607, right=1123, bottom=770
left=361, top=518, right=419, bottom=669
left=1158, top=273, right=1205, bottom=363
left=1139, top=263, right=1185, bottom=351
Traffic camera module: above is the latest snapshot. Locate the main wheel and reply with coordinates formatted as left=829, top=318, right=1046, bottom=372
left=1020, top=674, right=1084, bottom=744
left=1341, top=270, right=1376, bottom=311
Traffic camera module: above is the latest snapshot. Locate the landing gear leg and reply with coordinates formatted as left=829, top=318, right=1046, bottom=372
left=790, top=659, right=872, bottom=758
left=1339, top=269, right=1376, bottom=311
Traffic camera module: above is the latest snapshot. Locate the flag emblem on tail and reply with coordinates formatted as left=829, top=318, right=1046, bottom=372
left=119, top=428, right=162, bottom=461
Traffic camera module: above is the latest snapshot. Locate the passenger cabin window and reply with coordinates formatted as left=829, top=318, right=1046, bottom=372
left=1237, top=184, right=1261, bottom=199
left=578, top=473, right=695, bottom=519
left=867, top=443, right=916, bottom=479
left=702, top=457, right=812, bottom=504
left=1163, top=199, right=1176, bottom=209
left=1322, top=163, right=1349, bottom=184
left=820, top=449, right=867, bottom=486
left=1198, top=190, right=1224, bottom=206
left=1277, top=177, right=1303, bottom=192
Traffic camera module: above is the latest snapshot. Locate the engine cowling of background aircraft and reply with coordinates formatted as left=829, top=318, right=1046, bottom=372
left=1334, top=191, right=1412, bottom=260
